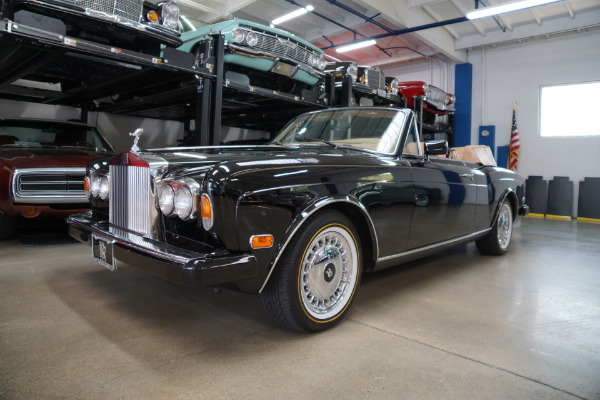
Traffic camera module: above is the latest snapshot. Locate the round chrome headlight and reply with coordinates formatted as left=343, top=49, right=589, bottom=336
left=158, top=185, right=175, bottom=215
left=164, top=0, right=178, bottom=14
left=174, top=186, right=194, bottom=219
left=347, top=63, right=358, bottom=81
left=246, top=31, right=258, bottom=47
left=160, top=1, right=179, bottom=30
left=389, top=78, right=399, bottom=93
left=308, top=54, right=317, bottom=67
left=317, top=57, right=326, bottom=70
left=232, top=28, right=245, bottom=44
left=449, top=94, right=456, bottom=105
left=99, top=176, right=110, bottom=200
left=90, top=175, right=101, bottom=198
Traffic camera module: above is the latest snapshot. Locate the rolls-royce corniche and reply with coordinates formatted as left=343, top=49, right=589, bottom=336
left=0, top=118, right=113, bottom=240
left=67, top=107, right=529, bottom=332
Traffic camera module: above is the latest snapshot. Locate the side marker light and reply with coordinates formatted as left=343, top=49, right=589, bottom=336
left=250, top=235, right=274, bottom=249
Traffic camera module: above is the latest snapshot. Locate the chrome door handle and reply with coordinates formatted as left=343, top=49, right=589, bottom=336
left=460, top=173, right=474, bottom=180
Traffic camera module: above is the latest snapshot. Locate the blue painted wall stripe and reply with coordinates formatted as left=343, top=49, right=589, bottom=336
left=454, top=63, right=473, bottom=147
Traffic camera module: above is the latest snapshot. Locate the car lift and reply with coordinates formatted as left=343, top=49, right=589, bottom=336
left=0, top=18, right=445, bottom=146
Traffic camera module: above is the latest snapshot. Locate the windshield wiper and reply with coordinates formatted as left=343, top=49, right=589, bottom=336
left=294, top=136, right=338, bottom=149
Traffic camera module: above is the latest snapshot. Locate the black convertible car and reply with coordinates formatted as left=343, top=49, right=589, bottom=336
left=68, top=107, right=528, bottom=332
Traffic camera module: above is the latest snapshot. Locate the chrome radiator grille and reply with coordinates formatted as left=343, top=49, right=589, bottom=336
left=109, top=165, right=153, bottom=237
left=12, top=168, right=87, bottom=204
left=81, top=0, right=143, bottom=22
left=365, top=68, right=385, bottom=90
left=242, top=26, right=317, bottom=65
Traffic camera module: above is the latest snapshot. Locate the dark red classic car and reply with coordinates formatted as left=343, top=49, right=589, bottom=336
left=395, top=81, right=455, bottom=124
left=0, top=118, right=113, bottom=239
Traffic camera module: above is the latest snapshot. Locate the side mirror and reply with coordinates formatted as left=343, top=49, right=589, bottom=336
left=424, top=140, right=448, bottom=156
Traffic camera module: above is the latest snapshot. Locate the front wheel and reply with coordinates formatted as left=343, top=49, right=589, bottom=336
left=261, top=210, right=362, bottom=332
left=476, top=200, right=513, bottom=255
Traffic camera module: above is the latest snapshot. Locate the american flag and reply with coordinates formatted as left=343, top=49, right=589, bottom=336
left=509, top=105, right=520, bottom=171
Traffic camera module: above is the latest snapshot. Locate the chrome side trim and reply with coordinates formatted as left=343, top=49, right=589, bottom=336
left=258, top=196, right=379, bottom=293
left=11, top=167, right=88, bottom=204
left=376, top=228, right=492, bottom=263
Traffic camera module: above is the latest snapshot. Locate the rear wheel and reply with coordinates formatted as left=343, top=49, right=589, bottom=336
left=476, top=200, right=513, bottom=255
left=261, top=210, right=362, bottom=332
left=0, top=213, right=17, bottom=241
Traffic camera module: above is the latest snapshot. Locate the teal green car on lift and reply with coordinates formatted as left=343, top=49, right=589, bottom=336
left=177, top=19, right=326, bottom=95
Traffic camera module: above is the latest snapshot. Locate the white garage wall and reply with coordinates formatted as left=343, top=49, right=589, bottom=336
left=469, top=29, right=600, bottom=189
left=0, top=99, right=183, bottom=151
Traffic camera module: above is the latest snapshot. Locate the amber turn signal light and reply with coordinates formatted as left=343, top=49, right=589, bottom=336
left=23, top=207, right=40, bottom=218
left=250, top=235, right=274, bottom=249
left=147, top=11, right=159, bottom=22
left=200, top=194, right=211, bottom=220
left=83, top=176, right=90, bottom=192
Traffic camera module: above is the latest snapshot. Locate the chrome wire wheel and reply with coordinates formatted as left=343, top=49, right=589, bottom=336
left=497, top=202, right=513, bottom=251
left=299, top=225, right=359, bottom=321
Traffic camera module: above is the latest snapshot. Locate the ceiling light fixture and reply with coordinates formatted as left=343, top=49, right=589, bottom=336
left=271, top=5, right=314, bottom=25
left=336, top=39, right=376, bottom=53
left=466, top=0, right=562, bottom=20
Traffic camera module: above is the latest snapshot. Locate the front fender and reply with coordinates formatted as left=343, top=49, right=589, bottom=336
left=256, top=194, right=378, bottom=293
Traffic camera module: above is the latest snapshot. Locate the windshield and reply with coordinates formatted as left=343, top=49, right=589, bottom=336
left=0, top=121, right=111, bottom=151
left=270, top=108, right=409, bottom=154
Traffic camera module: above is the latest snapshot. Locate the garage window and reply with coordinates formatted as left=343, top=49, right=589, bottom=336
left=540, top=81, right=600, bottom=137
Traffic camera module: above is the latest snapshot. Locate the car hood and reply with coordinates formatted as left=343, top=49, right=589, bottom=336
left=148, top=145, right=388, bottom=179
left=0, top=147, right=110, bottom=169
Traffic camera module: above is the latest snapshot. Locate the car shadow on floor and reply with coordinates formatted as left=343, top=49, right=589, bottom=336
left=42, top=239, right=497, bottom=367
left=16, top=217, right=78, bottom=247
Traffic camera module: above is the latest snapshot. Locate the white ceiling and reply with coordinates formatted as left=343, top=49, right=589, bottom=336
left=178, top=0, right=600, bottom=67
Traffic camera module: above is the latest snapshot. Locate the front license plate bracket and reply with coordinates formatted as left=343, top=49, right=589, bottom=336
left=92, top=235, right=117, bottom=271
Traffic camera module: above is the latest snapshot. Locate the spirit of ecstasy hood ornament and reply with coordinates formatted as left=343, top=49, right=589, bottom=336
left=129, top=128, right=143, bottom=153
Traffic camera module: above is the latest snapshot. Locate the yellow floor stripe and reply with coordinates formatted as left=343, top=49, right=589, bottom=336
left=577, top=217, right=600, bottom=224
left=546, top=214, right=572, bottom=221
left=525, top=213, right=545, bottom=219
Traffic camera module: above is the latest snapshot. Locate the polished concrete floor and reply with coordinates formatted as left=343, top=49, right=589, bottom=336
left=1, top=218, right=599, bottom=399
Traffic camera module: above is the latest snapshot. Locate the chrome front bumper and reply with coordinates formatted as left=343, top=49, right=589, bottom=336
left=9, top=0, right=182, bottom=47
left=68, top=211, right=258, bottom=286
left=227, top=44, right=324, bottom=80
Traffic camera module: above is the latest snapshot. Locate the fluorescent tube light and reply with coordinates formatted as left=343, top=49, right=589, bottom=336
left=272, top=5, right=314, bottom=25
left=466, top=0, right=562, bottom=20
left=336, top=40, right=376, bottom=53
